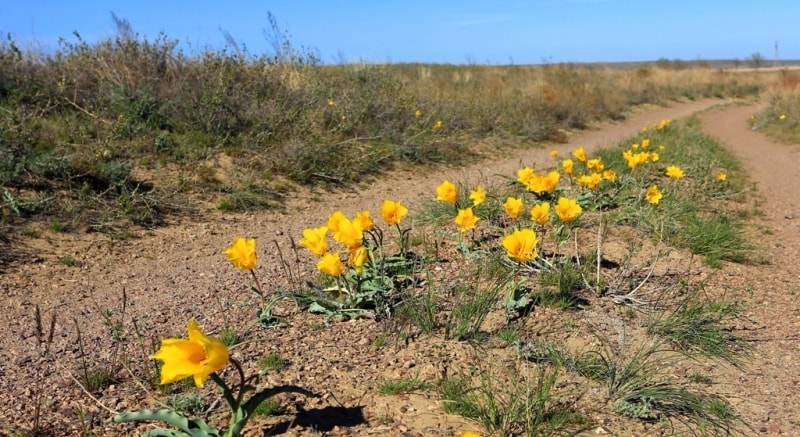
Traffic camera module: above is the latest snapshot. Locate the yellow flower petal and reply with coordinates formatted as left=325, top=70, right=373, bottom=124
left=317, top=252, right=344, bottom=276
left=503, top=197, right=524, bottom=220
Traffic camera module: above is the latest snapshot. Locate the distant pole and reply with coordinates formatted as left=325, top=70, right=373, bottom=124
left=774, top=41, right=779, bottom=67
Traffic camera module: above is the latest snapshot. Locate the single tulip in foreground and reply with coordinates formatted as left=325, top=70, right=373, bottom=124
left=150, top=319, right=229, bottom=388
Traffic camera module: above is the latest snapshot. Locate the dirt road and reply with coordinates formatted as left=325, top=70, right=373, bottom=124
left=698, top=105, right=800, bottom=435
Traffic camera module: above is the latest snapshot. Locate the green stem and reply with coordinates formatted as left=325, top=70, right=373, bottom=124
left=231, top=358, right=247, bottom=408
left=394, top=224, right=406, bottom=257
left=210, top=373, right=238, bottom=412
left=250, top=269, right=265, bottom=307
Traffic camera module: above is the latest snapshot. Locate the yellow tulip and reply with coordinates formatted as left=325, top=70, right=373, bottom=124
left=561, top=159, right=574, bottom=175
left=327, top=210, right=347, bottom=233
left=526, top=171, right=560, bottom=194
left=317, top=252, right=344, bottom=276
left=517, top=167, right=536, bottom=186
left=666, top=165, right=684, bottom=179
left=572, top=146, right=587, bottom=163
left=348, top=246, right=368, bottom=275
left=586, top=158, right=604, bottom=172
left=381, top=200, right=408, bottom=225
left=353, top=210, right=374, bottom=231
left=502, top=228, right=538, bottom=263
left=454, top=207, right=479, bottom=233
left=555, top=197, right=582, bottom=223
left=469, top=185, right=486, bottom=206
left=151, top=319, right=229, bottom=388
left=436, top=180, right=459, bottom=204
left=577, top=173, right=602, bottom=190
left=299, top=226, right=329, bottom=257
left=530, top=202, right=550, bottom=226
left=646, top=185, right=663, bottom=205
left=332, top=218, right=363, bottom=251
left=223, top=237, right=257, bottom=270
left=503, top=196, right=524, bottom=220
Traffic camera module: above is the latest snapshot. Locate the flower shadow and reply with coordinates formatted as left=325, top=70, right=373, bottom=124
left=262, top=405, right=367, bottom=435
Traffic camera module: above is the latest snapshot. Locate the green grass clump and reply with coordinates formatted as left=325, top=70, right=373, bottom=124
left=249, top=399, right=283, bottom=417
left=377, top=377, right=432, bottom=395
left=677, top=214, right=752, bottom=267
left=258, top=354, right=288, bottom=373
left=164, top=393, right=208, bottom=415
left=647, top=297, right=751, bottom=367
left=437, top=363, right=588, bottom=436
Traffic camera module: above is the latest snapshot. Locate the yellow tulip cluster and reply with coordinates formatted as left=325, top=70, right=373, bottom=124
left=654, top=118, right=671, bottom=130
left=298, top=200, right=409, bottom=277
left=517, top=167, right=560, bottom=194
left=564, top=147, right=616, bottom=192
left=436, top=180, right=486, bottom=233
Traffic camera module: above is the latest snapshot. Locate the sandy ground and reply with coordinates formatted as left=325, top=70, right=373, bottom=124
left=1, top=98, right=799, bottom=436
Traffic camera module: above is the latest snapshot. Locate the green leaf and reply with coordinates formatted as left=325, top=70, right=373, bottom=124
left=229, top=385, right=319, bottom=437
left=112, top=409, right=221, bottom=437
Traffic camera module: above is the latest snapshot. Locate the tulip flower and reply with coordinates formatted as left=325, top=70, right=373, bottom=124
left=223, top=237, right=257, bottom=270
left=151, top=319, right=229, bottom=388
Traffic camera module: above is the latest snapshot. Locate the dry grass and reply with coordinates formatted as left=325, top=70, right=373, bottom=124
left=0, top=31, right=770, bottom=239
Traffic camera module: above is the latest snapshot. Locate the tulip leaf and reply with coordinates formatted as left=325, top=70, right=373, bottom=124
left=504, top=285, right=534, bottom=322
left=113, top=409, right=221, bottom=437
left=228, top=385, right=319, bottom=436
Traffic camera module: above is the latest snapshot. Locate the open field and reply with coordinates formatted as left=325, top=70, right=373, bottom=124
left=2, top=34, right=800, bottom=436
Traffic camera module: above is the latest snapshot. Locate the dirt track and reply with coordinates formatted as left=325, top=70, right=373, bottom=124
left=698, top=105, right=800, bottom=434
left=2, top=98, right=800, bottom=435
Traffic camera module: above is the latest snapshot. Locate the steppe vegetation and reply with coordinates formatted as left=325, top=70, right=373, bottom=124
left=0, top=25, right=765, bottom=241
left=3, top=21, right=800, bottom=437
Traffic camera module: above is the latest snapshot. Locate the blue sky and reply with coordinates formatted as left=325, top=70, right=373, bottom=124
left=1, top=1, right=798, bottom=64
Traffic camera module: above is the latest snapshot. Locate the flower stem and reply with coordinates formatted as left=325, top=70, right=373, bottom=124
left=250, top=270, right=265, bottom=307
left=231, top=357, right=247, bottom=407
